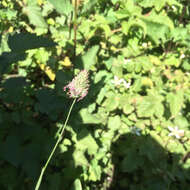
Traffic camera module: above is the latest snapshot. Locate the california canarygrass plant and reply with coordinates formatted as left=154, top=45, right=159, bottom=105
left=35, top=70, right=89, bottom=190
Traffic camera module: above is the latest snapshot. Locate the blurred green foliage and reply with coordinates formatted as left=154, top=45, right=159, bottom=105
left=0, top=0, right=190, bottom=189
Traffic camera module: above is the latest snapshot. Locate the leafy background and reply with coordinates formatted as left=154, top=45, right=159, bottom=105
left=0, top=0, right=190, bottom=189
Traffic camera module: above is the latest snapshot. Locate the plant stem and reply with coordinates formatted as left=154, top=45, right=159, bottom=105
left=35, top=98, right=76, bottom=190
left=73, top=0, right=78, bottom=60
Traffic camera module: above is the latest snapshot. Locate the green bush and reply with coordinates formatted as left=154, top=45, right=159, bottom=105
left=0, top=0, right=190, bottom=189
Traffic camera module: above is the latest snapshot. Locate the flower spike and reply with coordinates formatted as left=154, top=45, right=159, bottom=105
left=64, top=70, right=89, bottom=101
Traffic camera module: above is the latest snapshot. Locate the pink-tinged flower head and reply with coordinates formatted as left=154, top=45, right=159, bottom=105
left=64, top=70, right=89, bottom=101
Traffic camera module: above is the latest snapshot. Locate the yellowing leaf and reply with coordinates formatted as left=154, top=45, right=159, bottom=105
left=149, top=55, right=161, bottom=65
left=39, top=64, right=55, bottom=81
left=37, top=0, right=43, bottom=5
left=141, top=77, right=153, bottom=87
left=59, top=56, right=72, bottom=67
left=39, top=64, right=45, bottom=70
left=8, top=26, right=14, bottom=33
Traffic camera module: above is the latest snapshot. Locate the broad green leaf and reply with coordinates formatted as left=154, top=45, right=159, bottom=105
left=122, top=18, right=147, bottom=35
left=116, top=1, right=141, bottom=18
left=167, top=0, right=182, bottom=9
left=182, top=60, right=190, bottom=71
left=100, top=130, right=115, bottom=148
left=140, top=12, right=174, bottom=44
left=111, top=60, right=123, bottom=77
left=72, top=179, right=82, bottom=190
left=174, top=116, right=188, bottom=129
left=137, top=92, right=164, bottom=118
left=75, top=129, right=98, bottom=155
left=22, top=4, right=47, bottom=28
left=93, top=15, right=112, bottom=38
left=82, top=45, right=99, bottom=70
left=73, top=150, right=88, bottom=166
left=183, top=159, right=190, bottom=170
left=141, top=77, right=153, bottom=87
left=141, top=20, right=169, bottom=44
left=0, top=9, right=17, bottom=20
left=164, top=56, right=181, bottom=67
left=96, top=88, right=107, bottom=105
left=48, top=0, right=73, bottom=15
left=170, top=27, right=189, bottom=44
left=167, top=141, right=185, bottom=154
left=108, top=115, right=121, bottom=131
left=123, top=104, right=134, bottom=115
left=79, top=109, right=101, bottom=124
left=137, top=56, right=153, bottom=71
left=139, top=0, right=166, bottom=11
left=81, top=0, right=97, bottom=14
left=150, top=131, right=165, bottom=148
left=88, top=160, right=101, bottom=181
left=167, top=91, right=184, bottom=117
left=94, top=70, right=112, bottom=83
left=141, top=11, right=174, bottom=29
left=103, top=93, right=120, bottom=112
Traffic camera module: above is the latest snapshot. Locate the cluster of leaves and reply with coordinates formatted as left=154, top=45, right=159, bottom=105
left=0, top=0, right=190, bottom=190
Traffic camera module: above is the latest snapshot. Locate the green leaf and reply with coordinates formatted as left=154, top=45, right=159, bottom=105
left=111, top=59, right=123, bottom=77
left=142, top=20, right=169, bottom=44
left=182, top=60, right=190, bottom=71
left=72, top=179, right=82, bottom=190
left=73, top=150, right=88, bottom=166
left=88, top=159, right=101, bottom=181
left=82, top=45, right=99, bottom=70
left=79, top=108, right=101, bottom=124
left=75, top=129, right=98, bottom=155
left=140, top=12, right=174, bottom=44
left=115, top=1, right=141, bottom=18
left=170, top=27, right=189, bottom=44
left=122, top=18, right=147, bottom=35
left=23, top=4, right=47, bottom=28
left=137, top=92, right=164, bottom=118
left=123, top=104, right=134, bottom=115
left=82, top=0, right=98, bottom=14
left=139, top=0, right=166, bottom=11
left=103, top=93, right=120, bottom=112
left=108, top=115, right=121, bottom=131
left=0, top=9, right=17, bottom=20
left=167, top=90, right=184, bottom=117
left=174, top=116, right=188, bottom=129
left=164, top=56, right=180, bottom=67
left=48, top=0, right=73, bottom=15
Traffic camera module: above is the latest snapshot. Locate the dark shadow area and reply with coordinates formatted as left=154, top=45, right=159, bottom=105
left=0, top=32, right=56, bottom=75
left=0, top=67, right=106, bottom=190
left=0, top=30, right=105, bottom=189
left=0, top=76, right=68, bottom=190
left=109, top=133, right=190, bottom=190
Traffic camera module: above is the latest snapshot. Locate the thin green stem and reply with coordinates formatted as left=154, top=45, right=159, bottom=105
left=35, top=98, right=76, bottom=190
left=73, top=0, right=78, bottom=60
